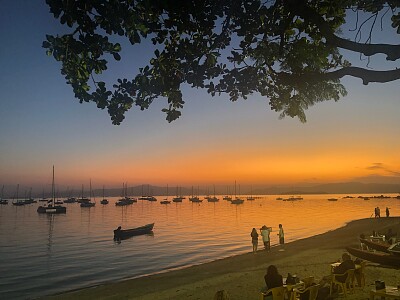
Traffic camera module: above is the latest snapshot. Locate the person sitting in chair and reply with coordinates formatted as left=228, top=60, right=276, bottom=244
left=333, top=253, right=355, bottom=283
left=263, top=264, right=283, bottom=297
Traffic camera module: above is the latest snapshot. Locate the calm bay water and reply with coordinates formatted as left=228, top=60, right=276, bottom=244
left=0, top=194, right=398, bottom=299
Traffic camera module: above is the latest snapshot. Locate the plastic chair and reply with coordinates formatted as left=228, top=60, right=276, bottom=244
left=302, top=276, right=315, bottom=288
left=293, top=284, right=320, bottom=300
left=355, top=261, right=366, bottom=287
left=330, top=269, right=355, bottom=298
left=260, top=286, right=287, bottom=300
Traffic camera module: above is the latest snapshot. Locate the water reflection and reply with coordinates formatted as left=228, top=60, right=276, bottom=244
left=46, top=214, right=55, bottom=257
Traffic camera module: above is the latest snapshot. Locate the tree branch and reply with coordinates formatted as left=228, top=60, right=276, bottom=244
left=327, top=34, right=400, bottom=61
left=287, top=0, right=400, bottom=61
left=280, top=67, right=400, bottom=85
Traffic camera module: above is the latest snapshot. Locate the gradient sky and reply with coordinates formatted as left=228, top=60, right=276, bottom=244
left=1, top=1, right=399, bottom=194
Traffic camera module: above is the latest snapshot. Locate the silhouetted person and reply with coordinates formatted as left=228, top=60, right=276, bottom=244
left=251, top=228, right=259, bottom=253
left=386, top=207, right=390, bottom=217
left=260, top=225, right=272, bottom=251
left=333, top=253, right=355, bottom=283
left=264, top=265, right=283, bottom=294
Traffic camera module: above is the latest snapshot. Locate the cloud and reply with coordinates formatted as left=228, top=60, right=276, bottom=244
left=366, top=163, right=384, bottom=170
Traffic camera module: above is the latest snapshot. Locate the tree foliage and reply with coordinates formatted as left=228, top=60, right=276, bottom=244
left=44, top=0, right=400, bottom=124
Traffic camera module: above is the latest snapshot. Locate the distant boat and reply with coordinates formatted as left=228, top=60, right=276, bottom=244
left=342, top=195, right=355, bottom=199
left=80, top=180, right=95, bottom=207
left=113, top=223, right=154, bottom=240
left=283, top=196, right=303, bottom=201
left=100, top=185, right=109, bottom=205
left=63, top=197, right=76, bottom=203
left=160, top=184, right=171, bottom=204
left=328, top=198, right=338, bottom=201
left=0, top=185, right=8, bottom=205
left=208, top=185, right=219, bottom=202
left=231, top=181, right=244, bottom=204
left=12, top=184, right=25, bottom=206
left=115, top=183, right=137, bottom=206
left=246, top=185, right=255, bottom=201
left=276, top=197, right=283, bottom=200
left=37, top=166, right=67, bottom=214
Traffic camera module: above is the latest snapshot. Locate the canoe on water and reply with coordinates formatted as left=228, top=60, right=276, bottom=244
left=346, top=246, right=400, bottom=267
left=113, top=223, right=154, bottom=240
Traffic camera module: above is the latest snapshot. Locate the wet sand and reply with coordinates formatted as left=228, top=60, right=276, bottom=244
left=42, top=217, right=400, bottom=300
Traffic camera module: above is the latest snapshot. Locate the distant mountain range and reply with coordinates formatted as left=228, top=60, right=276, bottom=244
left=77, top=182, right=400, bottom=197
left=3, top=182, right=400, bottom=198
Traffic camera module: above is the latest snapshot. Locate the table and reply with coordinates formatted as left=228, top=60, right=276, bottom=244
left=330, top=262, right=361, bottom=273
left=283, top=278, right=304, bottom=300
left=370, top=286, right=400, bottom=300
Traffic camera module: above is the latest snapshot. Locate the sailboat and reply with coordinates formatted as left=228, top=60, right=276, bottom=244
left=223, top=186, right=232, bottom=201
left=12, top=184, right=25, bottom=206
left=64, top=187, right=77, bottom=203
left=208, top=185, right=219, bottom=202
left=100, top=185, right=109, bottom=205
left=231, top=181, right=244, bottom=204
left=37, top=166, right=67, bottom=213
left=247, top=185, right=255, bottom=201
left=0, top=185, right=8, bottom=205
left=80, top=180, right=95, bottom=207
left=172, top=186, right=184, bottom=202
left=77, top=184, right=90, bottom=203
left=160, top=184, right=171, bottom=204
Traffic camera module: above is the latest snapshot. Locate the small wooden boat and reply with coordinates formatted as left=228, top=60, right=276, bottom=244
left=327, top=198, right=338, bottom=201
left=346, top=246, right=400, bottom=267
left=360, top=238, right=390, bottom=253
left=114, top=223, right=154, bottom=240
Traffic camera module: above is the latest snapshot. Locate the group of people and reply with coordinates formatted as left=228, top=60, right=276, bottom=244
left=374, top=206, right=391, bottom=218
left=262, top=252, right=356, bottom=300
left=250, top=224, right=284, bottom=253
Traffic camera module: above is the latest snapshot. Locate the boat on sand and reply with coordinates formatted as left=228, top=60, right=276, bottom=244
left=346, top=246, right=400, bottom=267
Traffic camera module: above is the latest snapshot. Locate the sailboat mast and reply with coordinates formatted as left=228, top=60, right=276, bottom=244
left=52, top=165, right=55, bottom=206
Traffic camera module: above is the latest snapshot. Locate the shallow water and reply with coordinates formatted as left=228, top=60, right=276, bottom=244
left=0, top=194, right=397, bottom=299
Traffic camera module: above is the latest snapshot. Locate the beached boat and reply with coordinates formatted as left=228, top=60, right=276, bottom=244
left=360, top=238, right=390, bottom=253
left=388, top=243, right=400, bottom=256
left=346, top=246, right=400, bottom=267
left=113, top=223, right=154, bottom=240
left=37, top=166, right=67, bottom=214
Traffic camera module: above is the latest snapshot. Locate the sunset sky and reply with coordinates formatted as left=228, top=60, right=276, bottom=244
left=1, top=1, right=399, bottom=194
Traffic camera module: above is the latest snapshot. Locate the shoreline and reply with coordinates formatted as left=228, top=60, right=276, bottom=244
left=42, top=217, right=400, bottom=300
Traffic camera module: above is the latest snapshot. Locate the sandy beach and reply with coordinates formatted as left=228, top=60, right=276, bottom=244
left=42, top=217, right=400, bottom=300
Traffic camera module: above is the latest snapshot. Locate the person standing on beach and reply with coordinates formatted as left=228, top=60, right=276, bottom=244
left=386, top=207, right=390, bottom=217
left=278, top=224, right=284, bottom=248
left=250, top=228, right=259, bottom=253
left=260, top=225, right=272, bottom=251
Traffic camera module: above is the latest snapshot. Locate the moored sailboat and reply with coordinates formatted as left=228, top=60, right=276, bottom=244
left=80, top=180, right=95, bottom=207
left=37, top=166, right=67, bottom=214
